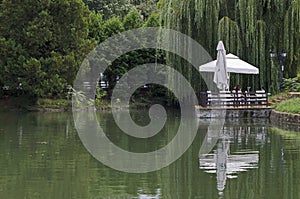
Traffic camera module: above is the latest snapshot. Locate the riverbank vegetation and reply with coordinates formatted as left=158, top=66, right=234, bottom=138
left=270, top=75, right=300, bottom=114
left=0, top=0, right=299, bottom=109
left=283, top=74, right=300, bottom=92
left=273, top=98, right=300, bottom=115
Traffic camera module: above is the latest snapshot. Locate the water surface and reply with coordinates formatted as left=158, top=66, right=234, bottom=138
left=0, top=111, right=299, bottom=199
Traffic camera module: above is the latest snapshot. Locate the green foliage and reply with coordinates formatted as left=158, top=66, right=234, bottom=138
left=83, top=0, right=158, bottom=20
left=99, top=9, right=165, bottom=100
left=283, top=77, right=300, bottom=92
left=95, top=87, right=107, bottom=100
left=0, top=0, right=94, bottom=102
left=24, top=10, right=53, bottom=58
left=0, top=37, right=27, bottom=95
left=218, top=16, right=242, bottom=56
left=131, top=0, right=159, bottom=19
left=37, top=98, right=71, bottom=109
left=67, top=86, right=94, bottom=107
left=268, top=92, right=288, bottom=103
left=88, top=12, right=105, bottom=42
left=83, top=0, right=133, bottom=19
left=0, top=0, right=165, bottom=109
left=123, top=8, right=142, bottom=30
left=143, top=12, right=160, bottom=27
left=21, top=58, right=44, bottom=98
left=284, top=0, right=300, bottom=76
left=159, top=0, right=300, bottom=95
left=103, top=16, right=125, bottom=38
left=274, top=98, right=300, bottom=114
left=0, top=0, right=165, bottom=107
left=95, top=87, right=108, bottom=107
left=67, top=87, right=87, bottom=105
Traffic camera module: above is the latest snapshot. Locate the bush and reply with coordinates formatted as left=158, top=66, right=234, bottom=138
left=38, top=98, right=71, bottom=109
left=283, top=76, right=300, bottom=92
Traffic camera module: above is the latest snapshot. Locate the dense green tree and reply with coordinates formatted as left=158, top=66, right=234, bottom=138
left=88, top=12, right=105, bottom=42
left=103, top=16, right=125, bottom=38
left=130, top=0, right=159, bottom=19
left=20, top=58, right=45, bottom=98
left=0, top=37, right=27, bottom=96
left=83, top=0, right=158, bottom=20
left=83, top=0, right=132, bottom=19
left=101, top=16, right=126, bottom=96
left=143, top=12, right=160, bottom=27
left=123, top=8, right=142, bottom=30
left=0, top=0, right=94, bottom=101
left=284, top=0, right=300, bottom=77
left=93, top=9, right=165, bottom=101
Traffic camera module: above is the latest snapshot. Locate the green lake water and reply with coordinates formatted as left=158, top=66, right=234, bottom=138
left=0, top=111, right=300, bottom=199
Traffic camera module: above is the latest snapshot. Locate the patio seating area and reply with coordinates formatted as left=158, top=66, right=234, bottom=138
left=196, top=41, right=272, bottom=118
left=199, top=90, right=268, bottom=107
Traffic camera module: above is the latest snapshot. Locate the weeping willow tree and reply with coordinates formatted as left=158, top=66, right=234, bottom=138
left=159, top=0, right=218, bottom=104
left=254, top=20, right=269, bottom=91
left=217, top=16, right=243, bottom=89
left=217, top=16, right=242, bottom=56
left=159, top=0, right=299, bottom=95
left=284, top=0, right=300, bottom=76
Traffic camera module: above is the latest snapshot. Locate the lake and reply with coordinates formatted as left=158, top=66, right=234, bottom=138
left=0, top=111, right=299, bottom=199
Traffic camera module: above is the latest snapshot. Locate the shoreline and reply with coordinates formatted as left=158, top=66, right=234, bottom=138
left=270, top=109, right=300, bottom=126
left=270, top=110, right=300, bottom=132
left=1, top=98, right=300, bottom=125
left=0, top=98, right=166, bottom=113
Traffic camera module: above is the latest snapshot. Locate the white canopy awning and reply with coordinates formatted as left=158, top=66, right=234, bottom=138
left=199, top=54, right=259, bottom=74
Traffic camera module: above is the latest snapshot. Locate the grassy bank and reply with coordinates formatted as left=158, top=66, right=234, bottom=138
left=0, top=97, right=111, bottom=112
left=35, top=98, right=112, bottom=111
left=0, top=97, right=159, bottom=112
left=273, top=98, right=300, bottom=114
left=37, top=98, right=71, bottom=109
left=268, top=92, right=288, bottom=102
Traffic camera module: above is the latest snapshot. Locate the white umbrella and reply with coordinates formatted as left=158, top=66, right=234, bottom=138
left=199, top=53, right=259, bottom=74
left=213, top=41, right=229, bottom=90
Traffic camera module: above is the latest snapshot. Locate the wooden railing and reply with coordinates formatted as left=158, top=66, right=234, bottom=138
left=199, top=90, right=268, bottom=107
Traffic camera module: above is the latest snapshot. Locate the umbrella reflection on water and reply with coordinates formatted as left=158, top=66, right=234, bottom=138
left=199, top=120, right=262, bottom=194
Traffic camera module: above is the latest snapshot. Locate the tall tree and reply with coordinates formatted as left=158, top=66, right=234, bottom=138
left=0, top=0, right=94, bottom=100
left=83, top=0, right=132, bottom=19
left=83, top=0, right=158, bottom=20
left=88, top=12, right=105, bottom=42
left=123, top=8, right=142, bottom=30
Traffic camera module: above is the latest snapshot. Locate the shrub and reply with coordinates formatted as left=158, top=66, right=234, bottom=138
left=283, top=76, right=300, bottom=92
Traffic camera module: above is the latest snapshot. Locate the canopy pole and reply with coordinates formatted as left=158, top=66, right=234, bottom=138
left=228, top=73, right=230, bottom=90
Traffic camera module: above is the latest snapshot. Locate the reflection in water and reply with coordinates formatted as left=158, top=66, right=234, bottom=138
left=136, top=189, right=160, bottom=199
left=18, top=126, right=23, bottom=146
left=1, top=113, right=300, bottom=199
left=66, top=118, right=69, bottom=139
left=199, top=122, right=261, bottom=194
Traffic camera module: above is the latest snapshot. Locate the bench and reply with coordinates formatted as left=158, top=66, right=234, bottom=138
left=199, top=90, right=268, bottom=107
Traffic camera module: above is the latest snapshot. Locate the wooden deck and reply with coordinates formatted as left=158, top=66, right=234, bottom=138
left=196, top=90, right=273, bottom=118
